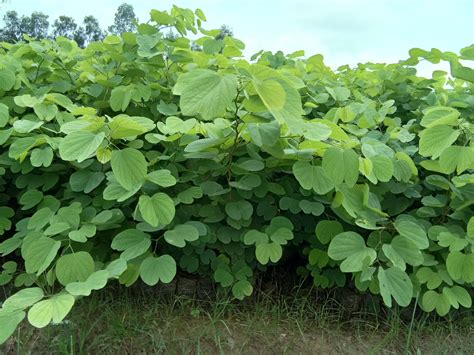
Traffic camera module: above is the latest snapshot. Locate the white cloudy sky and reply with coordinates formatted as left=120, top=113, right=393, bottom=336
left=2, top=0, right=474, bottom=70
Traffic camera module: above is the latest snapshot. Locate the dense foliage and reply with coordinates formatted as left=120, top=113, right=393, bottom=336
left=1, top=6, right=474, bottom=343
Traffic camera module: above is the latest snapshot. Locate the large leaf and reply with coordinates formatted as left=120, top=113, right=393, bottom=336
left=28, top=294, right=75, bottom=328
left=111, top=148, right=148, bottom=190
left=139, top=255, right=176, bottom=285
left=173, top=69, right=238, bottom=120
left=21, top=236, right=61, bottom=275
left=418, top=125, right=460, bottom=158
left=55, top=251, right=95, bottom=286
left=292, top=161, right=334, bottom=194
left=59, top=131, right=105, bottom=162
left=138, top=193, right=175, bottom=227
left=111, top=229, right=151, bottom=260
left=378, top=267, right=413, bottom=307
left=328, top=232, right=376, bottom=272
left=249, top=65, right=302, bottom=127
left=322, top=148, right=359, bottom=186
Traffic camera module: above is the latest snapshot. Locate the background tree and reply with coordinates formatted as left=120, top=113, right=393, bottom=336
left=215, top=24, right=233, bottom=40
left=81, top=15, right=105, bottom=43
left=52, top=15, right=77, bottom=39
left=20, top=11, right=49, bottom=39
left=0, top=10, right=21, bottom=42
left=108, top=3, right=137, bottom=35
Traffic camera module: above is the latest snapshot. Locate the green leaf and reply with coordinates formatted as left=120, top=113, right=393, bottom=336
left=55, top=251, right=95, bottom=286
left=421, top=106, right=460, bottom=128
left=30, top=147, right=54, bottom=167
left=59, top=131, right=105, bottom=162
left=243, top=230, right=268, bottom=245
left=164, top=224, right=199, bottom=247
left=443, top=286, right=472, bottom=310
left=315, top=220, right=343, bottom=244
left=247, top=122, right=280, bottom=147
left=419, top=125, right=460, bottom=158
left=214, top=268, right=234, bottom=287
left=322, top=148, right=359, bottom=186
left=232, top=280, right=253, bottom=300
left=111, top=148, right=147, bottom=190
left=422, top=290, right=450, bottom=316
left=270, top=228, right=293, bottom=245
left=467, top=217, right=474, bottom=240
left=328, top=232, right=376, bottom=272
left=109, top=115, right=152, bottom=139
left=446, top=251, right=474, bottom=283
left=65, top=270, right=109, bottom=296
left=139, top=255, right=176, bottom=285
left=2, top=287, right=44, bottom=311
left=111, top=229, right=151, bottom=261
left=292, top=162, right=334, bottom=194
left=34, top=102, right=58, bottom=121
left=249, top=65, right=302, bottom=126
left=0, top=67, right=15, bottom=91
left=28, top=294, right=75, bottom=328
left=110, top=86, right=132, bottom=112
left=146, top=170, right=177, bottom=187
left=174, top=69, right=238, bottom=120
left=439, top=146, right=474, bottom=174
left=370, top=155, right=393, bottom=182
left=0, top=103, right=9, bottom=128
left=394, top=219, right=429, bottom=249
left=0, top=309, right=24, bottom=344
left=138, top=193, right=175, bottom=227
left=21, top=236, right=61, bottom=275
left=225, top=200, right=253, bottom=220
left=255, top=242, right=282, bottom=264
left=378, top=267, right=413, bottom=307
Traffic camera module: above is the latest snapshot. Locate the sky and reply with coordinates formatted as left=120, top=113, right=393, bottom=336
left=1, top=0, right=474, bottom=71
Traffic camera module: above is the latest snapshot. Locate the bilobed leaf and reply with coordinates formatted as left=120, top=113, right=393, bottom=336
left=21, top=236, right=61, bottom=275
left=420, top=106, right=460, bottom=128
left=439, top=146, right=474, bottom=174
left=55, top=251, right=95, bottom=286
left=293, top=161, right=334, bottom=194
left=111, top=229, right=151, bottom=260
left=146, top=170, right=176, bottom=187
left=249, top=65, right=302, bottom=126
left=174, top=69, right=238, bottom=120
left=59, top=131, right=105, bottom=162
left=322, top=148, right=359, bottom=186
left=111, top=148, right=147, bottom=190
left=328, top=232, right=376, bottom=272
left=419, top=125, right=460, bottom=158
left=139, top=255, right=176, bottom=285
left=378, top=267, right=413, bottom=307
left=394, top=219, right=429, bottom=249
left=164, top=224, right=199, bottom=247
left=2, top=287, right=44, bottom=311
left=255, top=242, right=282, bottom=264
left=110, top=86, right=132, bottom=112
left=65, top=270, right=109, bottom=296
left=0, top=309, right=25, bottom=344
left=109, top=115, right=152, bottom=139
left=28, top=294, right=75, bottom=328
left=232, top=280, right=253, bottom=300
left=446, top=252, right=474, bottom=283
left=138, top=193, right=175, bottom=227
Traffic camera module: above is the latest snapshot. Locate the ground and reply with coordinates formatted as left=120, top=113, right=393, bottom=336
left=1, top=277, right=473, bottom=354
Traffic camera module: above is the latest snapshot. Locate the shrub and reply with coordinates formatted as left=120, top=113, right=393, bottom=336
left=0, top=6, right=474, bottom=343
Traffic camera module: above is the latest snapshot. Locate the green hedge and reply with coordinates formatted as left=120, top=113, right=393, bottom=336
left=1, top=6, right=474, bottom=342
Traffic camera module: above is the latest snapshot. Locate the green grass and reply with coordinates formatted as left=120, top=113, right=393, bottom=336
left=2, top=279, right=474, bottom=354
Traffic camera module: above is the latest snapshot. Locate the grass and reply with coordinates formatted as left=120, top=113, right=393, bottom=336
left=2, top=277, right=474, bottom=354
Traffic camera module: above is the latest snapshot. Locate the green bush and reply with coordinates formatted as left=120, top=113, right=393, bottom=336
left=1, top=6, right=474, bottom=343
